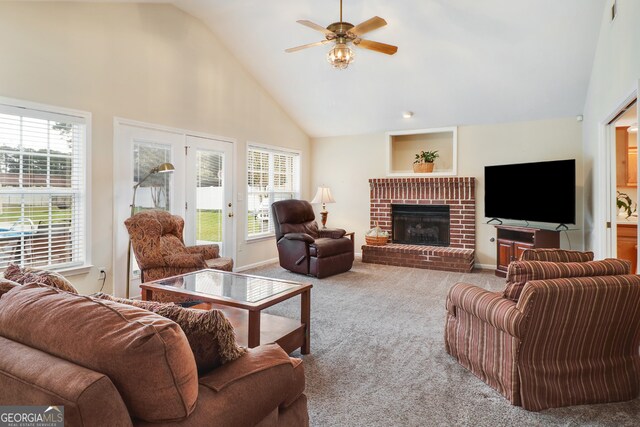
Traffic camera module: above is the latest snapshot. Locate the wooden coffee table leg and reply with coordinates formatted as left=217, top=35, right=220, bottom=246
left=248, top=310, right=261, bottom=348
left=301, top=290, right=311, bottom=354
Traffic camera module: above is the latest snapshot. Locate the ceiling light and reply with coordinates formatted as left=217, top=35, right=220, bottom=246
left=628, top=123, right=638, bottom=133
left=327, top=43, right=354, bottom=70
left=402, top=111, right=414, bottom=119
left=287, top=0, right=397, bottom=70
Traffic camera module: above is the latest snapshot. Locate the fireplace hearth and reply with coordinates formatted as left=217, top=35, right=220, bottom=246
left=392, top=204, right=450, bottom=246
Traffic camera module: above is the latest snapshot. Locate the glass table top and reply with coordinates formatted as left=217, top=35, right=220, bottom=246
left=153, top=270, right=301, bottom=303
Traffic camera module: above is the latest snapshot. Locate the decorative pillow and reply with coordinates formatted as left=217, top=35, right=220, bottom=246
left=519, top=249, right=595, bottom=263
left=504, top=259, right=631, bottom=301
left=93, top=293, right=246, bottom=373
left=3, top=263, right=78, bottom=294
left=0, top=278, right=20, bottom=297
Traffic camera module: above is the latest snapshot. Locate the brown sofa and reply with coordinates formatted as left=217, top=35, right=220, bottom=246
left=0, top=284, right=308, bottom=426
left=125, top=210, right=233, bottom=282
left=271, top=199, right=354, bottom=278
left=445, top=256, right=640, bottom=411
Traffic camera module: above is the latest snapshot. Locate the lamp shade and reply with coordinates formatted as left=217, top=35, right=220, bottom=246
left=311, top=186, right=336, bottom=204
left=154, top=162, right=175, bottom=173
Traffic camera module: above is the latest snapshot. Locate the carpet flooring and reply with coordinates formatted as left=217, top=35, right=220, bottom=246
left=245, top=258, right=640, bottom=427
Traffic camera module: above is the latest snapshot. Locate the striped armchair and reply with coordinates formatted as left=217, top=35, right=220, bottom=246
left=445, top=258, right=640, bottom=411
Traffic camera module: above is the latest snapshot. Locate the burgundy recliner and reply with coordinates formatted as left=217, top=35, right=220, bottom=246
left=271, top=199, right=354, bottom=278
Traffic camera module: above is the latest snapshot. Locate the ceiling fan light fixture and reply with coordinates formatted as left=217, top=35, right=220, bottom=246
left=327, top=43, right=354, bottom=69
left=287, top=1, right=396, bottom=68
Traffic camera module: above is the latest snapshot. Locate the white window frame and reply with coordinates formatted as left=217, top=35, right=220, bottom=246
left=246, top=143, right=301, bottom=241
left=0, top=96, right=91, bottom=274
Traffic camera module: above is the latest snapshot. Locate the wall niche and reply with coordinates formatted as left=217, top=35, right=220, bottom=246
left=386, top=127, right=457, bottom=176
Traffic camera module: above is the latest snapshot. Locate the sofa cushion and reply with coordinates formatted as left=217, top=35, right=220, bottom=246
left=159, top=345, right=302, bottom=427
left=0, top=278, right=20, bottom=297
left=309, top=237, right=353, bottom=258
left=504, top=259, right=631, bottom=301
left=0, top=285, right=198, bottom=423
left=3, top=263, right=77, bottom=293
left=93, top=293, right=246, bottom=374
left=134, top=345, right=306, bottom=427
left=0, top=336, right=133, bottom=427
left=519, top=248, right=595, bottom=262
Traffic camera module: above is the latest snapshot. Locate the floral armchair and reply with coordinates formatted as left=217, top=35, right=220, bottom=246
left=125, top=210, right=233, bottom=282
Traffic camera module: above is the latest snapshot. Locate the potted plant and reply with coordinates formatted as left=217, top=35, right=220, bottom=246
left=617, top=191, right=637, bottom=218
left=413, top=150, right=439, bottom=173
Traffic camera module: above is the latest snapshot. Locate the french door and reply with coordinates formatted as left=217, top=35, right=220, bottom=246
left=184, top=135, right=234, bottom=253
left=113, top=120, right=234, bottom=298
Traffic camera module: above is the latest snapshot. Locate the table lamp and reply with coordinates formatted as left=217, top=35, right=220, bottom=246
left=311, top=186, right=336, bottom=228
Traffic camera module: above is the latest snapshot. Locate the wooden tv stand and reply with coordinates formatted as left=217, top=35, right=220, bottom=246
left=494, top=225, right=560, bottom=277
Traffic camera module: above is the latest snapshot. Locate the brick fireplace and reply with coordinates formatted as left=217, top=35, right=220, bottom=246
left=362, top=177, right=476, bottom=272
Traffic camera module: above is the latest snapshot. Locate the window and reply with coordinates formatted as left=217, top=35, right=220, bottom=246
left=247, top=145, right=300, bottom=238
left=0, top=99, right=89, bottom=270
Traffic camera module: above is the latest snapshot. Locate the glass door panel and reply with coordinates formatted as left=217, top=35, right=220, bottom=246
left=132, top=142, right=172, bottom=213
left=195, top=150, right=223, bottom=246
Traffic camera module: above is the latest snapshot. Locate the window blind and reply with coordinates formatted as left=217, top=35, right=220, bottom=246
left=247, top=146, right=300, bottom=238
left=0, top=103, right=87, bottom=270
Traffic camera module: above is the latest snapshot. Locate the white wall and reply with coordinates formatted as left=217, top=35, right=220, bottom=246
left=312, top=118, right=584, bottom=268
left=582, top=0, right=640, bottom=257
left=0, top=2, right=310, bottom=293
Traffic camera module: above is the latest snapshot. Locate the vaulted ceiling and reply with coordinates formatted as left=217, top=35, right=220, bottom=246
left=40, top=1, right=608, bottom=138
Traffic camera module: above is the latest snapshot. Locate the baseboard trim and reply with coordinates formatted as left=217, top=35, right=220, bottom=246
left=235, top=257, right=279, bottom=272
left=236, top=254, right=362, bottom=272
left=474, top=263, right=495, bottom=271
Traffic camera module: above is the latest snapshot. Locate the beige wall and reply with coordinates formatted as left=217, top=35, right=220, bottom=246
left=0, top=2, right=310, bottom=293
left=582, top=0, right=640, bottom=257
left=312, top=118, right=583, bottom=268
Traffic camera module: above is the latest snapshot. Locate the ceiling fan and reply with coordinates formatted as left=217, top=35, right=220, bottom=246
left=285, top=0, right=398, bottom=69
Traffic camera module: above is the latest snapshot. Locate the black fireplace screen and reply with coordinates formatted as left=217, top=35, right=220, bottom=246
left=391, top=204, right=450, bottom=246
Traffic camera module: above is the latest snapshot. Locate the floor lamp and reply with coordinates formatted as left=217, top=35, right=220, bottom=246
left=125, top=162, right=174, bottom=298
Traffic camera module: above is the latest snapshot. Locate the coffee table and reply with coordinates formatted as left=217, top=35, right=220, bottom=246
left=140, top=269, right=312, bottom=354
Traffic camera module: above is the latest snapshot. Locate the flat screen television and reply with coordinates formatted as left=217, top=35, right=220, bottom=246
left=484, top=159, right=575, bottom=225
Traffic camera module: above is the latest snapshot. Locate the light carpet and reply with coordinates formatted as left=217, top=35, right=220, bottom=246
left=246, top=259, right=640, bottom=427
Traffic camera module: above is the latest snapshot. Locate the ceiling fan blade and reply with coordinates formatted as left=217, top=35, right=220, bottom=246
left=349, top=16, right=387, bottom=36
left=285, top=39, right=332, bottom=53
left=355, top=39, right=398, bottom=55
left=297, top=20, right=335, bottom=37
